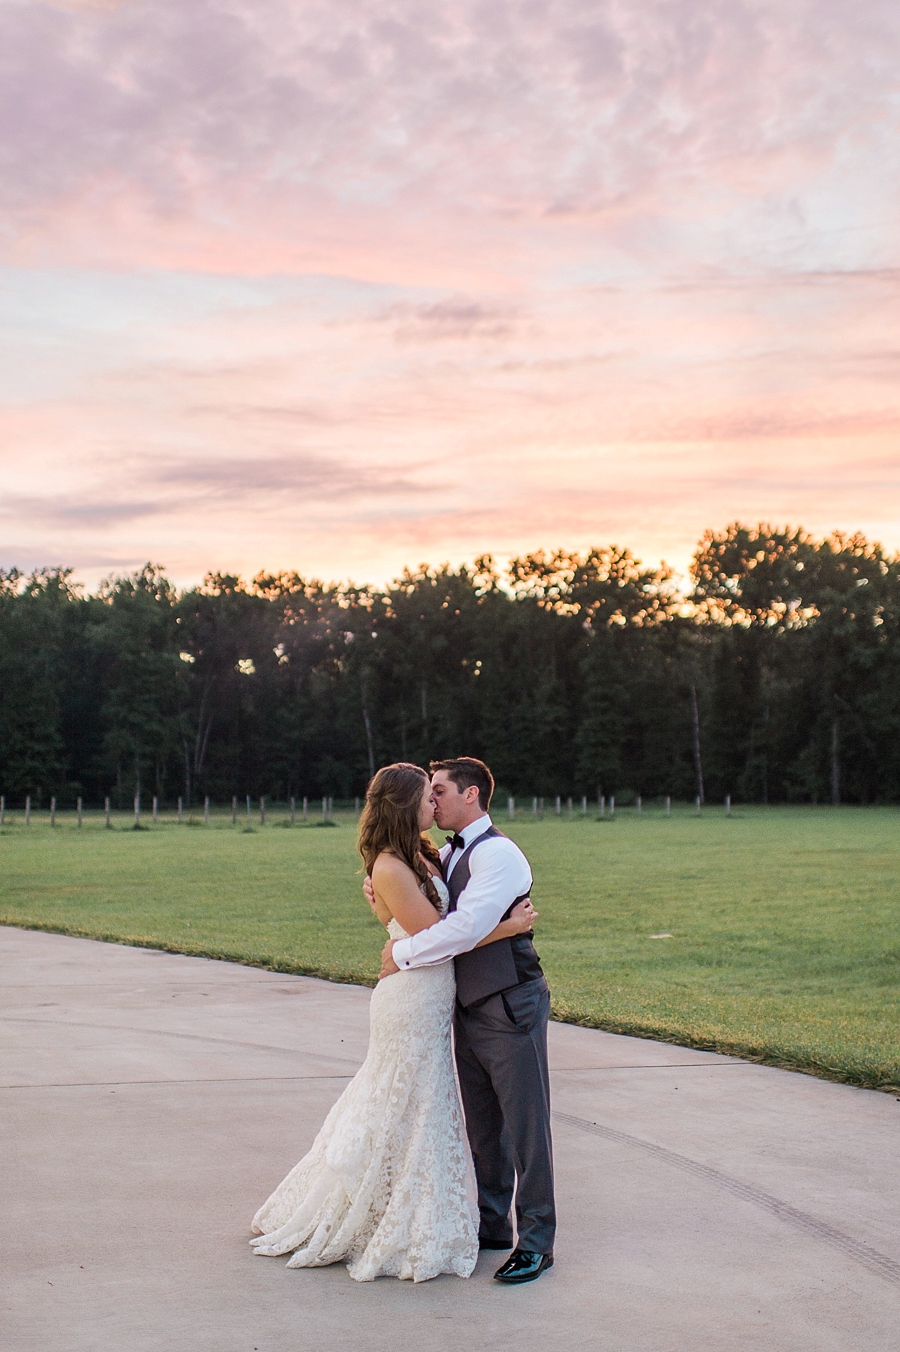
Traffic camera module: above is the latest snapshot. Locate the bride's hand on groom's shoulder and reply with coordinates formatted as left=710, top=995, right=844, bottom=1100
left=509, top=899, right=538, bottom=933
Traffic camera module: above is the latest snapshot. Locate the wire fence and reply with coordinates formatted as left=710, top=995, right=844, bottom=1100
left=0, top=790, right=753, bottom=829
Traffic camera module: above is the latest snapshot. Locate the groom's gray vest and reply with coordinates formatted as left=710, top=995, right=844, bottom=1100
left=447, top=826, right=543, bottom=1008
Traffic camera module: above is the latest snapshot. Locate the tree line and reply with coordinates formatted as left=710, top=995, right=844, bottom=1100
left=1, top=523, right=898, bottom=809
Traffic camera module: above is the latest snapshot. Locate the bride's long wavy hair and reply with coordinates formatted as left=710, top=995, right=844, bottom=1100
left=358, top=763, right=443, bottom=911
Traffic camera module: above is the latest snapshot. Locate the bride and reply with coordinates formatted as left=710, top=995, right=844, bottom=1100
left=250, top=762, right=536, bottom=1282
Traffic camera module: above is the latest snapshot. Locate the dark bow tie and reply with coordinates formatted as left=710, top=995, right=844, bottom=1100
left=446, top=833, right=466, bottom=851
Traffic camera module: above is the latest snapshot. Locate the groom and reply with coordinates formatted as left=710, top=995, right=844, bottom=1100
left=378, top=756, right=555, bottom=1284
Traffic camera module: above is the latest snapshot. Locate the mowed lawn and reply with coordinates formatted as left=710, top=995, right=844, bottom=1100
left=1, top=804, right=898, bottom=1092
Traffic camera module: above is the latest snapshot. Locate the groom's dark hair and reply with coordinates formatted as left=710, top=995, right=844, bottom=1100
left=429, top=757, right=494, bottom=811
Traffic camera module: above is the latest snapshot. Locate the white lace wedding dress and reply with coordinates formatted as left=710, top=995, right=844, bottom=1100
left=250, top=877, right=479, bottom=1282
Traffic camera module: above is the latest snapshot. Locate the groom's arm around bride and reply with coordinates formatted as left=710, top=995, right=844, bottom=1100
left=378, top=762, right=529, bottom=975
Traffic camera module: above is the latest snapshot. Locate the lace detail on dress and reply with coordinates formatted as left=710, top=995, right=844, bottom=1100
left=250, top=875, right=478, bottom=1282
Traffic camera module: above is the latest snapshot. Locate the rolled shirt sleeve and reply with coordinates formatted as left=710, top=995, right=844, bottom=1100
left=391, top=836, right=533, bottom=970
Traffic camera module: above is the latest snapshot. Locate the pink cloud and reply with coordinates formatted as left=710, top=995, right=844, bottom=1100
left=2, top=0, right=899, bottom=277
left=0, top=1, right=899, bottom=587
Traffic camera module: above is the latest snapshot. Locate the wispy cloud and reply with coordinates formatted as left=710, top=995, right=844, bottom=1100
left=0, top=1, right=898, bottom=586
left=373, top=297, right=522, bottom=343
left=154, top=453, right=433, bottom=500
left=3, top=0, right=899, bottom=275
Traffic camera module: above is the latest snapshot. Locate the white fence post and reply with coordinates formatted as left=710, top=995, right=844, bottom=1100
left=134, top=793, right=141, bottom=827
left=152, top=795, right=158, bottom=823
left=77, top=796, right=83, bottom=828
left=302, top=796, right=308, bottom=822
left=599, top=795, right=605, bottom=819
left=581, top=795, right=587, bottom=815
left=50, top=796, right=56, bottom=827
left=555, top=795, right=561, bottom=816
left=105, top=796, right=111, bottom=828
left=609, top=795, right=615, bottom=817
left=665, top=795, right=671, bottom=817
left=725, top=794, right=731, bottom=816
left=636, top=795, right=642, bottom=816
left=204, top=796, right=210, bottom=825
left=567, top=796, right=573, bottom=819
left=695, top=795, right=701, bottom=815
left=508, top=796, right=515, bottom=819
left=25, top=794, right=31, bottom=826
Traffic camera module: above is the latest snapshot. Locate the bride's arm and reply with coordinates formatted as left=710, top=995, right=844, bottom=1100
left=474, top=898, right=538, bottom=949
left=370, top=854, right=444, bottom=935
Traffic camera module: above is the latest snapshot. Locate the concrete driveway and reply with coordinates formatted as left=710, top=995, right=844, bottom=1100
left=2, top=925, right=899, bottom=1351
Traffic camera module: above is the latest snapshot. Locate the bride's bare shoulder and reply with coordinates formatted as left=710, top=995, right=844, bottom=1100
left=371, top=851, right=412, bottom=879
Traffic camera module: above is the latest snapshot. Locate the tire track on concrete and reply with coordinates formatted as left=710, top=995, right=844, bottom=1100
left=554, top=1110, right=900, bottom=1289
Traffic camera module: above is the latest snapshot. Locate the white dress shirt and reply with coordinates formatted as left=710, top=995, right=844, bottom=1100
left=391, top=814, right=533, bottom=970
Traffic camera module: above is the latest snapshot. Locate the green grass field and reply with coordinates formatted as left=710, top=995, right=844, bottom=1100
left=1, top=803, right=898, bottom=1092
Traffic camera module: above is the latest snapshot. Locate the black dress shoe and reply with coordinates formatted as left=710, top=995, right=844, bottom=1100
left=479, top=1238, right=513, bottom=1251
left=493, top=1249, right=554, bottom=1283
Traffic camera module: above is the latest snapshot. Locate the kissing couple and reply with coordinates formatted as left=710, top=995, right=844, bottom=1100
left=250, top=757, right=556, bottom=1284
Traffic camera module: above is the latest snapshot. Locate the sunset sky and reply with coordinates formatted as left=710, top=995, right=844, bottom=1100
left=2, top=0, right=899, bottom=590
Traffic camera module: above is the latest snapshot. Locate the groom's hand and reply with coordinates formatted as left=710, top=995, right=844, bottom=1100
left=379, top=938, right=400, bottom=979
left=509, top=898, right=538, bottom=931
